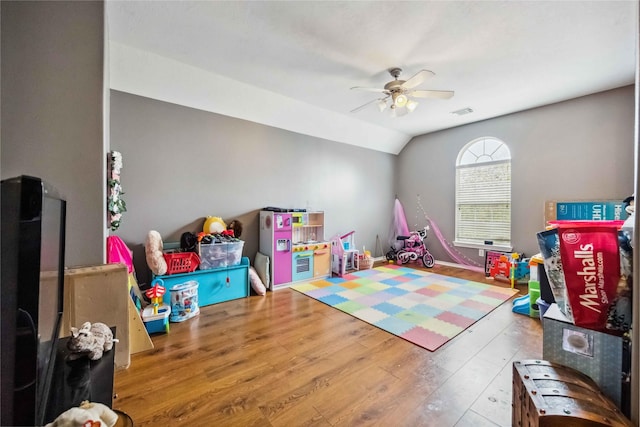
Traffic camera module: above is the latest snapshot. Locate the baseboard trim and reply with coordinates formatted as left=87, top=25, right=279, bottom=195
left=435, top=259, right=485, bottom=272
left=374, top=257, right=484, bottom=273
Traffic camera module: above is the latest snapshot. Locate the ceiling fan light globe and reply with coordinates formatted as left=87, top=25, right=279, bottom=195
left=394, top=94, right=408, bottom=107
left=377, top=99, right=387, bottom=112
left=406, top=99, right=418, bottom=112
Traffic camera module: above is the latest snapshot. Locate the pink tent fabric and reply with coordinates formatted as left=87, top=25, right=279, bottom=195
left=392, top=197, right=484, bottom=273
left=425, top=216, right=484, bottom=273
left=388, top=198, right=410, bottom=251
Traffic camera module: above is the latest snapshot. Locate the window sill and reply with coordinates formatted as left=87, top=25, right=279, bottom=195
left=453, top=240, right=513, bottom=253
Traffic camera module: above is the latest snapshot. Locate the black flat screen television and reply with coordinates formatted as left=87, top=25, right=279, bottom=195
left=1, top=175, right=67, bottom=426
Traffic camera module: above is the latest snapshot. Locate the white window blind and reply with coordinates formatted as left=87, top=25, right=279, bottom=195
left=455, top=138, right=511, bottom=247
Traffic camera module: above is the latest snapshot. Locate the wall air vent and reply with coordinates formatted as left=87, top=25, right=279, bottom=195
left=451, top=107, right=474, bottom=116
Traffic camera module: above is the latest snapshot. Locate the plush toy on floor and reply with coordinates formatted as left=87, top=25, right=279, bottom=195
left=145, top=230, right=167, bottom=275
left=45, top=400, right=118, bottom=427
left=67, top=322, right=118, bottom=361
left=248, top=266, right=266, bottom=295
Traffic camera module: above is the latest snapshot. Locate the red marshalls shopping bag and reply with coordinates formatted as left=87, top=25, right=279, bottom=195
left=557, top=223, right=620, bottom=331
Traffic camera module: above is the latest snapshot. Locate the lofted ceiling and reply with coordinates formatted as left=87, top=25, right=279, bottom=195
left=106, top=1, right=637, bottom=155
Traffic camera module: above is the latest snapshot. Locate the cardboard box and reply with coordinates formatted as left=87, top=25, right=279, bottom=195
left=544, top=200, right=627, bottom=224
left=542, top=303, right=630, bottom=414
left=63, top=264, right=154, bottom=369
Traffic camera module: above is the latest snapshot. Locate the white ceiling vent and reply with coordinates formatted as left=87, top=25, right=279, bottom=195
left=451, top=107, right=474, bottom=116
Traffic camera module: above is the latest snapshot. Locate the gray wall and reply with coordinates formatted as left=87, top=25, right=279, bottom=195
left=1, top=1, right=633, bottom=279
left=397, top=86, right=635, bottom=267
left=109, top=91, right=396, bottom=285
left=1, top=0, right=106, bottom=267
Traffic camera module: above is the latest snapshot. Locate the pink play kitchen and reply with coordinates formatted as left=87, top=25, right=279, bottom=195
left=259, top=209, right=331, bottom=289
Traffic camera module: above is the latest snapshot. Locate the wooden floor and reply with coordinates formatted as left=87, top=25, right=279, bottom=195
left=113, top=263, right=542, bottom=426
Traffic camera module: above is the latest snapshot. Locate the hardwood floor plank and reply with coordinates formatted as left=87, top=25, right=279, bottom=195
left=404, top=355, right=505, bottom=426
left=429, top=304, right=518, bottom=373
left=113, top=264, right=542, bottom=426
left=468, top=357, right=517, bottom=427
left=454, top=410, right=501, bottom=427
left=327, top=359, right=451, bottom=426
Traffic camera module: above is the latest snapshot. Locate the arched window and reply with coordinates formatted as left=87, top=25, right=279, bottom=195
left=455, top=137, right=512, bottom=250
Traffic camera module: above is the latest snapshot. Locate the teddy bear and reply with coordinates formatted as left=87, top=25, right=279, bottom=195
left=44, top=400, right=119, bottom=427
left=145, top=230, right=167, bottom=275
left=67, top=322, right=118, bottom=361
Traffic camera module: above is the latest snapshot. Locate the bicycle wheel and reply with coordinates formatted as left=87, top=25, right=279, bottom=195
left=396, top=250, right=407, bottom=265
left=422, top=252, right=435, bottom=268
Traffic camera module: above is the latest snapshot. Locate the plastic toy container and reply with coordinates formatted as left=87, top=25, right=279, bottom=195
left=141, top=304, right=170, bottom=334
left=198, top=241, right=244, bottom=269
left=528, top=280, right=541, bottom=318
left=169, top=280, right=199, bottom=322
left=163, top=251, right=200, bottom=275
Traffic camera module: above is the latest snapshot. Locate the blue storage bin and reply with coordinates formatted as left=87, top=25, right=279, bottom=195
left=155, top=257, right=250, bottom=308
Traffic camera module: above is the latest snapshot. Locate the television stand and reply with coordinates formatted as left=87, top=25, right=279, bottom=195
left=43, top=332, right=115, bottom=425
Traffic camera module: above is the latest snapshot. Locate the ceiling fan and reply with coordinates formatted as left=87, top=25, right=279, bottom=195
left=350, top=68, right=454, bottom=116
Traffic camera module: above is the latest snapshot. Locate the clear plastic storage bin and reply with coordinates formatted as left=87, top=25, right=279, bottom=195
left=198, top=241, right=244, bottom=269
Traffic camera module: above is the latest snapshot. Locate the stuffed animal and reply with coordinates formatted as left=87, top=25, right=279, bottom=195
left=145, top=230, right=167, bottom=275
left=45, top=400, right=118, bottom=427
left=67, top=322, right=118, bottom=361
left=203, top=216, right=226, bottom=234
left=180, top=231, right=198, bottom=252
left=227, top=219, right=243, bottom=238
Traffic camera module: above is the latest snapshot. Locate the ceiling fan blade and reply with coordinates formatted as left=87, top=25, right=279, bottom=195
left=350, top=97, right=387, bottom=113
left=351, top=86, right=389, bottom=93
left=409, top=90, right=455, bottom=99
left=401, top=70, right=435, bottom=89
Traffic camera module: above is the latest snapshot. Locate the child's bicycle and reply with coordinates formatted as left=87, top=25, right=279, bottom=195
left=389, top=226, right=435, bottom=268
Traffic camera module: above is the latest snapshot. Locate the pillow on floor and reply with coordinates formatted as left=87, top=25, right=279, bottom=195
left=249, top=266, right=266, bottom=295
left=254, top=252, right=270, bottom=289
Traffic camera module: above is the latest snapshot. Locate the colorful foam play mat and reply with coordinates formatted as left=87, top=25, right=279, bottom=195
left=291, top=265, right=518, bottom=351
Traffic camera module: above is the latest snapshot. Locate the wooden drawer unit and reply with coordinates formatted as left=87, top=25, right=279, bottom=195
left=512, top=360, right=633, bottom=427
